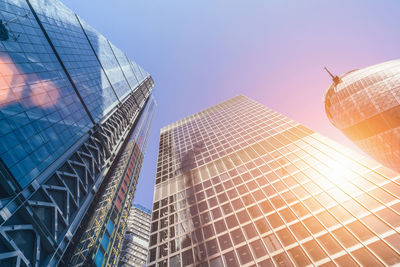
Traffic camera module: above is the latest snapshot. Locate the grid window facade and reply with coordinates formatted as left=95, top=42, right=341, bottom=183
left=150, top=95, right=400, bottom=266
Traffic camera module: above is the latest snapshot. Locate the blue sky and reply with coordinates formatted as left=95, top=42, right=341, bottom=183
left=63, top=0, right=400, bottom=210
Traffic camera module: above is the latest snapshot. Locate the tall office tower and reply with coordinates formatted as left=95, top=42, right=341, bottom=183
left=149, top=95, right=400, bottom=267
left=324, top=59, right=400, bottom=172
left=0, top=0, right=155, bottom=266
left=118, top=204, right=152, bottom=267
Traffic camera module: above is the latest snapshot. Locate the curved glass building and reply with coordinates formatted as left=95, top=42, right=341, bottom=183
left=324, top=59, right=400, bottom=172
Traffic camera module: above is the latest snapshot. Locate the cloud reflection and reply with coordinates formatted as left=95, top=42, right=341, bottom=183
left=30, top=79, right=59, bottom=108
left=0, top=54, right=59, bottom=108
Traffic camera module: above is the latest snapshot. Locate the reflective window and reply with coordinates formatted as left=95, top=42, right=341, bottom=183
left=288, top=246, right=311, bottom=266
left=236, top=245, right=253, bottom=265
left=250, top=239, right=267, bottom=259
left=276, top=228, right=296, bottom=247
left=302, top=239, right=327, bottom=262
left=150, top=95, right=400, bottom=266
left=223, top=251, right=239, bottom=267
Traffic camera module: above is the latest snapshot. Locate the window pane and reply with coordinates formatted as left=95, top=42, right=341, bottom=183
left=243, top=223, right=258, bottom=240
left=223, top=251, right=239, bottom=267
left=267, top=213, right=284, bottom=228
left=209, top=256, right=224, bottom=267
left=212, top=207, right=222, bottom=220
left=218, top=233, right=232, bottom=251
left=302, top=239, right=327, bottom=262
left=361, top=214, right=391, bottom=235
left=237, top=210, right=251, bottom=224
left=248, top=205, right=262, bottom=219
left=194, top=243, right=207, bottom=261
left=230, top=228, right=245, bottom=245
left=329, top=205, right=353, bottom=223
left=214, top=219, right=227, bottom=234
left=258, top=258, right=274, bottom=267
left=351, top=247, right=384, bottom=266
left=289, top=222, right=310, bottom=241
left=255, top=218, right=271, bottom=234
left=303, top=216, right=324, bottom=235
left=376, top=208, right=400, bottom=228
left=260, top=200, right=274, bottom=214
left=279, top=208, right=297, bottom=223
left=331, top=227, right=358, bottom=248
left=236, top=245, right=253, bottom=265
left=291, top=202, right=309, bottom=218
left=384, top=233, right=400, bottom=251
left=226, top=214, right=239, bottom=228
left=276, top=228, right=296, bottom=247
left=203, top=224, right=215, bottom=239
left=250, top=239, right=267, bottom=259
left=334, top=254, right=358, bottom=266
left=368, top=240, right=400, bottom=265
left=316, top=210, right=339, bottom=228
left=263, top=234, right=282, bottom=253
left=288, top=246, right=311, bottom=265
left=206, top=239, right=219, bottom=257
left=317, top=233, right=342, bottom=255
left=170, top=255, right=181, bottom=266
left=273, top=252, right=294, bottom=267
left=346, top=220, right=374, bottom=241
left=182, top=249, right=194, bottom=266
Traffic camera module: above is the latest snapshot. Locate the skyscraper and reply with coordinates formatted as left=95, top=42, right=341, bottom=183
left=324, top=59, right=400, bottom=172
left=0, top=0, right=154, bottom=266
left=149, top=95, right=400, bottom=266
left=118, top=204, right=152, bottom=267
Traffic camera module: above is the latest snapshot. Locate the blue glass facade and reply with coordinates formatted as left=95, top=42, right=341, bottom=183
left=29, top=0, right=120, bottom=122
left=0, top=0, right=154, bottom=266
left=77, top=17, right=133, bottom=101
left=0, top=0, right=92, bottom=188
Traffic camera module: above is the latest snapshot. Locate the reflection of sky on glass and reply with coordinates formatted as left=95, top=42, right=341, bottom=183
left=62, top=0, right=400, bottom=210
left=0, top=54, right=59, bottom=109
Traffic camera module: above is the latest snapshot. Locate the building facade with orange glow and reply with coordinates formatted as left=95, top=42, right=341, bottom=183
left=325, top=59, right=400, bottom=173
left=0, top=0, right=155, bottom=266
left=149, top=95, right=400, bottom=266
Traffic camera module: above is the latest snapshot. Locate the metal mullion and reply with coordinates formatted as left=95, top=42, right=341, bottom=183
left=308, top=139, right=400, bottom=247
left=228, top=164, right=276, bottom=263
left=266, top=171, right=326, bottom=265
left=294, top=171, right=382, bottom=264
left=290, top=152, right=388, bottom=265
left=273, top=146, right=360, bottom=266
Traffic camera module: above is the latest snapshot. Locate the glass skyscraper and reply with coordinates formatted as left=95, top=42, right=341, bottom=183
left=118, top=204, right=152, bottom=267
left=0, top=0, right=154, bottom=266
left=149, top=95, right=400, bottom=266
left=325, top=59, right=400, bottom=172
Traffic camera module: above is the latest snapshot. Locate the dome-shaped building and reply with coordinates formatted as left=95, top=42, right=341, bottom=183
left=325, top=59, right=400, bottom=172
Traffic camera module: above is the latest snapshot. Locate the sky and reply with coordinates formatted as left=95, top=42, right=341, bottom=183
left=63, top=0, right=400, bottom=211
